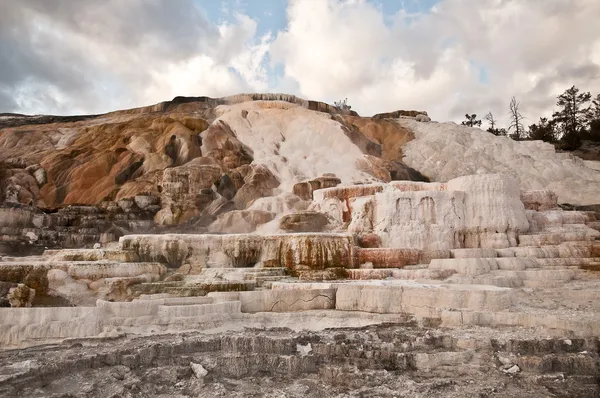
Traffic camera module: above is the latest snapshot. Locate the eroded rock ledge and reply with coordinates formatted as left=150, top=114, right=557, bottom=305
left=0, top=324, right=598, bottom=397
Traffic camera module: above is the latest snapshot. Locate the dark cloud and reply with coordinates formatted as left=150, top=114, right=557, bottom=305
left=448, top=95, right=508, bottom=124
left=0, top=87, right=17, bottom=112
left=529, top=63, right=600, bottom=99
left=16, top=0, right=217, bottom=60
left=0, top=0, right=217, bottom=114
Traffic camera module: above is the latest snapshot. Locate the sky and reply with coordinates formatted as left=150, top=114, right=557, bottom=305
left=1, top=0, right=600, bottom=127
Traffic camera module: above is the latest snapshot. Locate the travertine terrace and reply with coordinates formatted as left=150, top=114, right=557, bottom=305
left=1, top=95, right=600, bottom=397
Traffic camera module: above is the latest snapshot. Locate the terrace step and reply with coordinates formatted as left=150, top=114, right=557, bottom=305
left=519, top=233, right=597, bottom=247
left=42, top=248, right=140, bottom=262
left=129, top=280, right=257, bottom=297
left=536, top=257, right=600, bottom=267
left=348, top=268, right=454, bottom=281
left=253, top=275, right=290, bottom=288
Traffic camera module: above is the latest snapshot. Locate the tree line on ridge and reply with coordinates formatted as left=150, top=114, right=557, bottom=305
left=461, top=86, right=600, bottom=150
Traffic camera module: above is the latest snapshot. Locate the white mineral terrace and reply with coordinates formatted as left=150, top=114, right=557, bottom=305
left=1, top=174, right=599, bottom=349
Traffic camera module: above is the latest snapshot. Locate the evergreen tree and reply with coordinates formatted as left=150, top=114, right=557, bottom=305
left=527, top=117, right=556, bottom=142
left=461, top=114, right=482, bottom=128
left=552, top=86, right=591, bottom=149
left=587, top=94, right=600, bottom=142
left=590, top=93, right=600, bottom=120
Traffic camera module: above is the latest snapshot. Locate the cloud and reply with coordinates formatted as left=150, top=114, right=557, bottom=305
left=0, top=0, right=271, bottom=114
left=271, top=0, right=600, bottom=125
left=1, top=0, right=599, bottom=127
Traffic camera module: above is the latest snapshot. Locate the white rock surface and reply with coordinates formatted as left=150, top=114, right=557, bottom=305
left=400, top=119, right=600, bottom=205
left=316, top=174, right=534, bottom=251
left=215, top=101, right=378, bottom=192
left=190, top=362, right=208, bottom=379
left=503, top=365, right=520, bottom=374
left=447, top=174, right=528, bottom=248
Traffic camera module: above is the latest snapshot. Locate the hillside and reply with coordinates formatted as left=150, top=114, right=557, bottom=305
left=1, top=94, right=599, bottom=208
left=1, top=93, right=599, bottom=253
left=2, top=95, right=600, bottom=397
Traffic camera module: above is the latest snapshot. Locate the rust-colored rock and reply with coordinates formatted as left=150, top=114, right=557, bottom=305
left=233, top=164, right=280, bottom=209
left=200, top=120, right=253, bottom=171
left=357, top=248, right=422, bottom=268
left=296, top=267, right=349, bottom=281
left=336, top=116, right=429, bottom=182
left=339, top=116, right=413, bottom=161
left=358, top=234, right=382, bottom=248
left=279, top=211, right=329, bottom=232
left=292, top=174, right=341, bottom=200
left=292, top=182, right=313, bottom=201
left=372, top=110, right=429, bottom=119
left=209, top=210, right=275, bottom=233
left=154, top=159, right=222, bottom=225
left=0, top=94, right=426, bottom=236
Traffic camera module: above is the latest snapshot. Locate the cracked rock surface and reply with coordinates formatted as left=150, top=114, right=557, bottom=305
left=1, top=323, right=598, bottom=397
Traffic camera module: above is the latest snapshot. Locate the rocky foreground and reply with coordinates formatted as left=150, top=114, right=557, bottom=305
left=1, top=94, right=600, bottom=396
left=2, top=324, right=599, bottom=398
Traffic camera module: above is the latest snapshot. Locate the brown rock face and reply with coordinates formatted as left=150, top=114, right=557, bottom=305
left=292, top=174, right=342, bottom=200
left=153, top=159, right=222, bottom=225
left=200, top=120, right=253, bottom=171
left=358, top=234, right=382, bottom=248
left=233, top=164, right=280, bottom=209
left=357, top=248, right=422, bottom=268
left=0, top=94, right=427, bottom=236
left=6, top=283, right=35, bottom=307
left=292, top=182, right=315, bottom=201
left=339, top=116, right=413, bottom=161
left=337, top=116, right=429, bottom=182
left=372, top=110, right=429, bottom=119
left=279, top=211, right=330, bottom=232
left=209, top=210, right=275, bottom=233
left=35, top=115, right=208, bottom=207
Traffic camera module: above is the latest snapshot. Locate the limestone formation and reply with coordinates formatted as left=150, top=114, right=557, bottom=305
left=401, top=118, right=600, bottom=205
left=1, top=94, right=600, bottom=397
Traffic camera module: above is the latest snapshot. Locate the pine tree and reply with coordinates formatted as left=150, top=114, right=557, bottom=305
left=588, top=94, right=600, bottom=142
left=552, top=86, right=591, bottom=149
left=590, top=94, right=600, bottom=120
left=527, top=117, right=556, bottom=142
left=461, top=114, right=482, bottom=128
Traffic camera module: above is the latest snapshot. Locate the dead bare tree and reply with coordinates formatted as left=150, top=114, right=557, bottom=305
left=485, top=112, right=496, bottom=130
left=508, top=97, right=525, bottom=140
left=485, top=111, right=506, bottom=136
left=334, top=98, right=351, bottom=111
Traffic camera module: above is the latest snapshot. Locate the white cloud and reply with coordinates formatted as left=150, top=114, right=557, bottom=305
left=3, top=0, right=600, bottom=128
left=271, top=0, right=600, bottom=126
left=143, top=14, right=272, bottom=104
left=0, top=0, right=272, bottom=115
